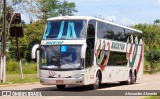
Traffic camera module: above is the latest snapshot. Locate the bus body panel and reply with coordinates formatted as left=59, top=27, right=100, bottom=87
left=40, top=69, right=85, bottom=85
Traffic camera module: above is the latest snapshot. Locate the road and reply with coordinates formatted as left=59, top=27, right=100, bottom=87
left=0, top=73, right=160, bottom=99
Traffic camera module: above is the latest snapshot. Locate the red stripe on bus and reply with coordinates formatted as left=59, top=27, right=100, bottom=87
left=136, top=45, right=143, bottom=72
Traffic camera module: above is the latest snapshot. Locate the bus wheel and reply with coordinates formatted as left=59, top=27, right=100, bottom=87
left=56, top=85, right=65, bottom=89
left=133, top=71, right=137, bottom=83
left=90, top=71, right=100, bottom=90
left=127, top=72, right=132, bottom=84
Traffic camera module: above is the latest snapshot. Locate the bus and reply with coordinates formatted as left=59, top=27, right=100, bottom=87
left=32, top=16, right=144, bottom=89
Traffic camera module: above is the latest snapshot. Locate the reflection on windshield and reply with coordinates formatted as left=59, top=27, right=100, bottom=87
left=40, top=45, right=84, bottom=70
left=43, top=20, right=86, bottom=39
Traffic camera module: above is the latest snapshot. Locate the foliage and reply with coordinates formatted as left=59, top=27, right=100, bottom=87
left=133, top=23, right=160, bottom=50
left=6, top=60, right=37, bottom=74
left=10, top=0, right=77, bottom=22
left=3, top=74, right=39, bottom=84
left=133, top=20, right=160, bottom=72
left=7, top=19, right=45, bottom=61
left=145, top=49, right=160, bottom=72
left=57, top=0, right=78, bottom=16
left=37, top=0, right=77, bottom=20
left=141, top=96, right=160, bottom=99
left=5, top=0, right=77, bottom=61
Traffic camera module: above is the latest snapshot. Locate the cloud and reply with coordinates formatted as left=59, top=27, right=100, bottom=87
left=104, top=15, right=135, bottom=26
left=117, top=18, right=135, bottom=26
left=154, top=0, right=160, bottom=6
left=104, top=15, right=117, bottom=22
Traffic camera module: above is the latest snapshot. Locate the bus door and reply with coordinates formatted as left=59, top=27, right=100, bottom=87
left=85, top=20, right=96, bottom=68
left=84, top=20, right=96, bottom=84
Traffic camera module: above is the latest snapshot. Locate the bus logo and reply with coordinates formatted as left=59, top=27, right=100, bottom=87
left=46, top=41, right=64, bottom=45
left=111, top=42, right=125, bottom=50
left=61, top=46, right=67, bottom=52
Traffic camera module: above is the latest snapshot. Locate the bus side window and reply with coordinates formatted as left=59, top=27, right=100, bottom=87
left=87, top=24, right=95, bottom=37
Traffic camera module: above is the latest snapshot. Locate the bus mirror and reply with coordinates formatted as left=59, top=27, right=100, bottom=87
left=31, top=44, right=40, bottom=59
left=81, top=43, right=87, bottom=58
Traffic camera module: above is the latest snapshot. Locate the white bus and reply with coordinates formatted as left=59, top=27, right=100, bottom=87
left=33, top=16, right=144, bottom=89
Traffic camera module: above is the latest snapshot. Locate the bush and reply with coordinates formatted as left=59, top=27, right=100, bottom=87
left=6, top=60, right=37, bottom=74
left=145, top=49, right=160, bottom=72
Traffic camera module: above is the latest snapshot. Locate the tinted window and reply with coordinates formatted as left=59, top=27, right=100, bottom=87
left=97, top=21, right=141, bottom=43
left=43, top=20, right=86, bottom=39
left=108, top=52, right=127, bottom=66
left=97, top=22, right=105, bottom=38
left=97, top=22, right=127, bottom=41
left=40, top=45, right=84, bottom=70
left=87, top=20, right=96, bottom=37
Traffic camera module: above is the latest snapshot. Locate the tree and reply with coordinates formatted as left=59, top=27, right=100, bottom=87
left=145, top=49, right=160, bottom=73
left=7, top=19, right=45, bottom=61
left=4, top=0, right=77, bottom=61
left=58, top=0, right=77, bottom=16
left=10, top=0, right=78, bottom=21
left=154, top=19, right=160, bottom=26
left=133, top=23, right=160, bottom=73
left=37, top=0, right=77, bottom=20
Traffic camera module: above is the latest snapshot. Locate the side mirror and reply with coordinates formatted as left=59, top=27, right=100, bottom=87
left=31, top=44, right=40, bottom=59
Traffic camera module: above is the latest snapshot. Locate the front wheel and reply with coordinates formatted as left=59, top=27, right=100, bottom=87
left=90, top=72, right=100, bottom=90
left=56, top=85, right=65, bottom=89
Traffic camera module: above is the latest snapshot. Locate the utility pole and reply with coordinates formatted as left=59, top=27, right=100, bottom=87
left=0, top=0, right=6, bottom=83
left=9, top=13, right=24, bottom=80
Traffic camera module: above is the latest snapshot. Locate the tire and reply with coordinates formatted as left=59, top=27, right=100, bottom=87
left=56, top=85, right=65, bottom=89
left=133, top=71, right=137, bottom=83
left=90, top=71, right=100, bottom=90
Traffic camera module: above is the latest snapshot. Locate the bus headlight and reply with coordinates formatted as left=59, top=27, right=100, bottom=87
left=71, top=74, right=84, bottom=78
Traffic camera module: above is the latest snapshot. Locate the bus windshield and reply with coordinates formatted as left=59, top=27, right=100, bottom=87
left=43, top=20, right=86, bottom=39
left=40, top=45, right=84, bottom=70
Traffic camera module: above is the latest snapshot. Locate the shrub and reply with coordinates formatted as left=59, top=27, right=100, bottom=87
left=6, top=60, right=37, bottom=74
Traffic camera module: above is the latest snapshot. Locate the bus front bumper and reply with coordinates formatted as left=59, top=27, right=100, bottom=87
left=40, top=77, right=84, bottom=85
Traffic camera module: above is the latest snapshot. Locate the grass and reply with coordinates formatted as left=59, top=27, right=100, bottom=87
left=0, top=74, right=39, bottom=85
left=6, top=60, right=37, bottom=74
left=144, top=70, right=160, bottom=74
left=140, top=96, right=160, bottom=99
left=0, top=60, right=40, bottom=85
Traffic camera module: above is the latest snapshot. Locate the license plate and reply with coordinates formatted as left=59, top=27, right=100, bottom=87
left=56, top=80, right=64, bottom=83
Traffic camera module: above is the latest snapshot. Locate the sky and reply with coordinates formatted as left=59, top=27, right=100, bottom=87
left=60, top=0, right=160, bottom=26
left=18, top=0, right=160, bottom=26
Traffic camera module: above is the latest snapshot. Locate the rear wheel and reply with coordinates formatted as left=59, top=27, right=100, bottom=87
left=133, top=71, right=137, bottom=83
left=56, top=85, right=65, bottom=89
left=128, top=72, right=133, bottom=84
left=90, top=71, right=100, bottom=90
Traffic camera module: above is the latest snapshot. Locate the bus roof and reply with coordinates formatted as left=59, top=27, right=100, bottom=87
left=47, top=16, right=142, bottom=33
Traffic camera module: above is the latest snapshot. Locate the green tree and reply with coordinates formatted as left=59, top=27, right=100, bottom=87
left=58, top=0, right=77, bottom=16
left=37, top=0, right=77, bottom=20
left=10, top=0, right=77, bottom=21
left=5, top=0, right=77, bottom=61
left=145, top=49, right=160, bottom=73
left=133, top=23, right=160, bottom=72
left=154, top=19, right=160, bottom=26
left=8, top=19, right=45, bottom=61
